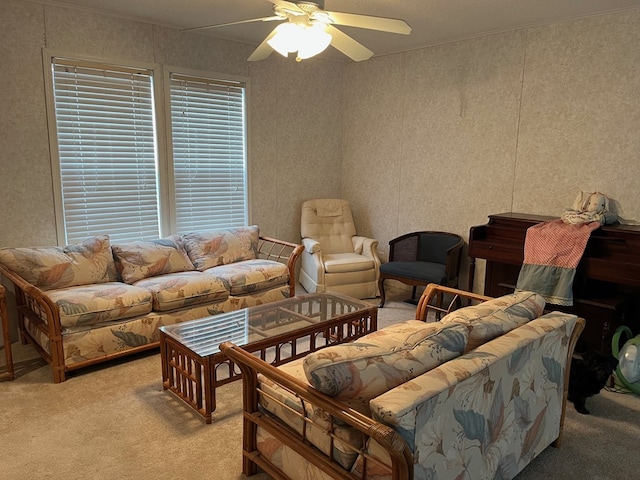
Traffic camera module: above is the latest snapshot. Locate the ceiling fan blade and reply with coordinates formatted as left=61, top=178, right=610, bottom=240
left=182, top=16, right=283, bottom=33
left=267, top=0, right=305, bottom=14
left=247, top=28, right=279, bottom=62
left=326, top=11, right=411, bottom=35
left=326, top=25, right=373, bottom=62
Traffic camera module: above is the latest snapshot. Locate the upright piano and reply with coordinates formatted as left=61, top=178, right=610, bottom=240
left=468, top=212, right=640, bottom=354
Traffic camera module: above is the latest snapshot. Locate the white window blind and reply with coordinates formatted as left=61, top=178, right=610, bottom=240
left=169, top=73, right=247, bottom=233
left=51, top=60, right=160, bottom=243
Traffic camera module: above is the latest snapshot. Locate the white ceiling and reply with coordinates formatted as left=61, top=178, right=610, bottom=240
left=42, top=0, right=640, bottom=61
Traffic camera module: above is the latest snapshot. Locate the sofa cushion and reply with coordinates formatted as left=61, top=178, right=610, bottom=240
left=303, top=320, right=468, bottom=405
left=440, top=290, right=545, bottom=352
left=182, top=226, right=259, bottom=271
left=0, top=235, right=116, bottom=290
left=323, top=253, right=375, bottom=273
left=133, top=271, right=229, bottom=312
left=204, top=259, right=289, bottom=295
left=111, top=235, right=195, bottom=284
left=379, top=261, right=446, bottom=283
left=226, top=285, right=290, bottom=312
left=45, top=282, right=153, bottom=328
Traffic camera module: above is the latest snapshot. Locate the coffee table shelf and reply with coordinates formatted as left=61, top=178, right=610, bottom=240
left=159, top=292, right=377, bottom=423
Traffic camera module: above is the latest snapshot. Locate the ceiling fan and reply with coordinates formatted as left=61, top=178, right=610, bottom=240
left=183, top=0, right=411, bottom=62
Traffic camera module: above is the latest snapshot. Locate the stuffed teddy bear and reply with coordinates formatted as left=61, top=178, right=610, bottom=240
left=561, top=191, right=618, bottom=225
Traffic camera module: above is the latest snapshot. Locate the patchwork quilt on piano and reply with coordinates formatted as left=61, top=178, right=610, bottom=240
left=515, top=219, right=600, bottom=306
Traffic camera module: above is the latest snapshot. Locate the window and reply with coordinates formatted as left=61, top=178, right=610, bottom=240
left=169, top=73, right=248, bottom=234
left=51, top=60, right=160, bottom=243
left=47, top=55, right=248, bottom=244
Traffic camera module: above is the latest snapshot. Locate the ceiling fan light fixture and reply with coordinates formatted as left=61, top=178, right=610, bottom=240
left=197, top=0, right=412, bottom=63
left=268, top=20, right=331, bottom=61
left=267, top=22, right=303, bottom=56
left=296, top=24, right=332, bottom=60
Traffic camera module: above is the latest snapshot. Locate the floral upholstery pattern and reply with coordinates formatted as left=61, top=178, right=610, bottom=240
left=204, top=259, right=289, bottom=295
left=133, top=271, right=228, bottom=312
left=58, top=303, right=228, bottom=365
left=45, top=282, right=153, bottom=328
left=24, top=280, right=292, bottom=366
left=440, top=290, right=545, bottom=352
left=0, top=235, right=115, bottom=290
left=43, top=290, right=296, bottom=369
left=358, top=312, right=578, bottom=480
left=183, top=226, right=259, bottom=271
left=111, top=235, right=194, bottom=284
left=303, top=320, right=468, bottom=409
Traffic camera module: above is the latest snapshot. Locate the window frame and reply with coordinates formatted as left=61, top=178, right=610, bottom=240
left=163, top=65, right=250, bottom=235
left=43, top=49, right=251, bottom=245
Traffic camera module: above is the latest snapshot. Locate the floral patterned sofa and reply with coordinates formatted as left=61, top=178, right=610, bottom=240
left=0, top=226, right=302, bottom=382
left=221, top=284, right=585, bottom=480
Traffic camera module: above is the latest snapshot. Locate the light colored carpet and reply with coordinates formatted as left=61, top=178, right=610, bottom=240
left=1, top=290, right=638, bottom=480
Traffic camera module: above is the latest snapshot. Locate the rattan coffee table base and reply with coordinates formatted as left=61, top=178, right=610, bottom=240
left=1, top=286, right=14, bottom=381
left=160, top=293, right=377, bottom=423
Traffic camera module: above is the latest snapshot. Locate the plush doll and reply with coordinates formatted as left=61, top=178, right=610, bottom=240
left=561, top=191, right=618, bottom=225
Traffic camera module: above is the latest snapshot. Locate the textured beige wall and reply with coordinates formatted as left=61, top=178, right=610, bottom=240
left=0, top=0, right=343, bottom=248
left=342, top=9, right=640, bottom=291
left=249, top=57, right=344, bottom=243
left=0, top=1, right=55, bottom=246
left=514, top=13, right=640, bottom=217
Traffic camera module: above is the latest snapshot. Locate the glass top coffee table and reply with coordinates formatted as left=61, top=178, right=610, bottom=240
left=159, top=292, right=377, bottom=423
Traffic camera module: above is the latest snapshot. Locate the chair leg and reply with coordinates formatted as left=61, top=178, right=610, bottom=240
left=377, top=278, right=386, bottom=308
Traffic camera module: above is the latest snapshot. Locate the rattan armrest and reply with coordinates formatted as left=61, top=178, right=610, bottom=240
left=257, top=236, right=303, bottom=297
left=0, top=265, right=59, bottom=332
left=220, top=341, right=413, bottom=480
left=0, top=264, right=65, bottom=380
left=415, top=283, right=493, bottom=321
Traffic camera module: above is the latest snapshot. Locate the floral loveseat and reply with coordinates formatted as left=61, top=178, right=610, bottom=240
left=221, top=284, right=585, bottom=480
left=0, top=226, right=302, bottom=382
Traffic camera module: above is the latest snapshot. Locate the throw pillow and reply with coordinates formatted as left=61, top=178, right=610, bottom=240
left=0, top=235, right=115, bottom=290
left=182, top=226, right=259, bottom=271
left=440, top=290, right=545, bottom=352
left=111, top=235, right=195, bottom=284
left=303, top=320, right=468, bottom=404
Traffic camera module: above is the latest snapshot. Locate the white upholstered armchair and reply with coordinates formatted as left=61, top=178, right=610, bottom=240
left=299, top=199, right=381, bottom=299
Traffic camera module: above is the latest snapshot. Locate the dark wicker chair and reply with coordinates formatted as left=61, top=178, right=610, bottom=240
left=378, top=231, right=464, bottom=307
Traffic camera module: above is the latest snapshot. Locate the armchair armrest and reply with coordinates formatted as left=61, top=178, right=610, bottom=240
left=301, top=237, right=321, bottom=254
left=220, top=341, right=413, bottom=480
left=352, top=236, right=379, bottom=258
left=300, top=238, right=326, bottom=291
left=257, top=237, right=303, bottom=297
